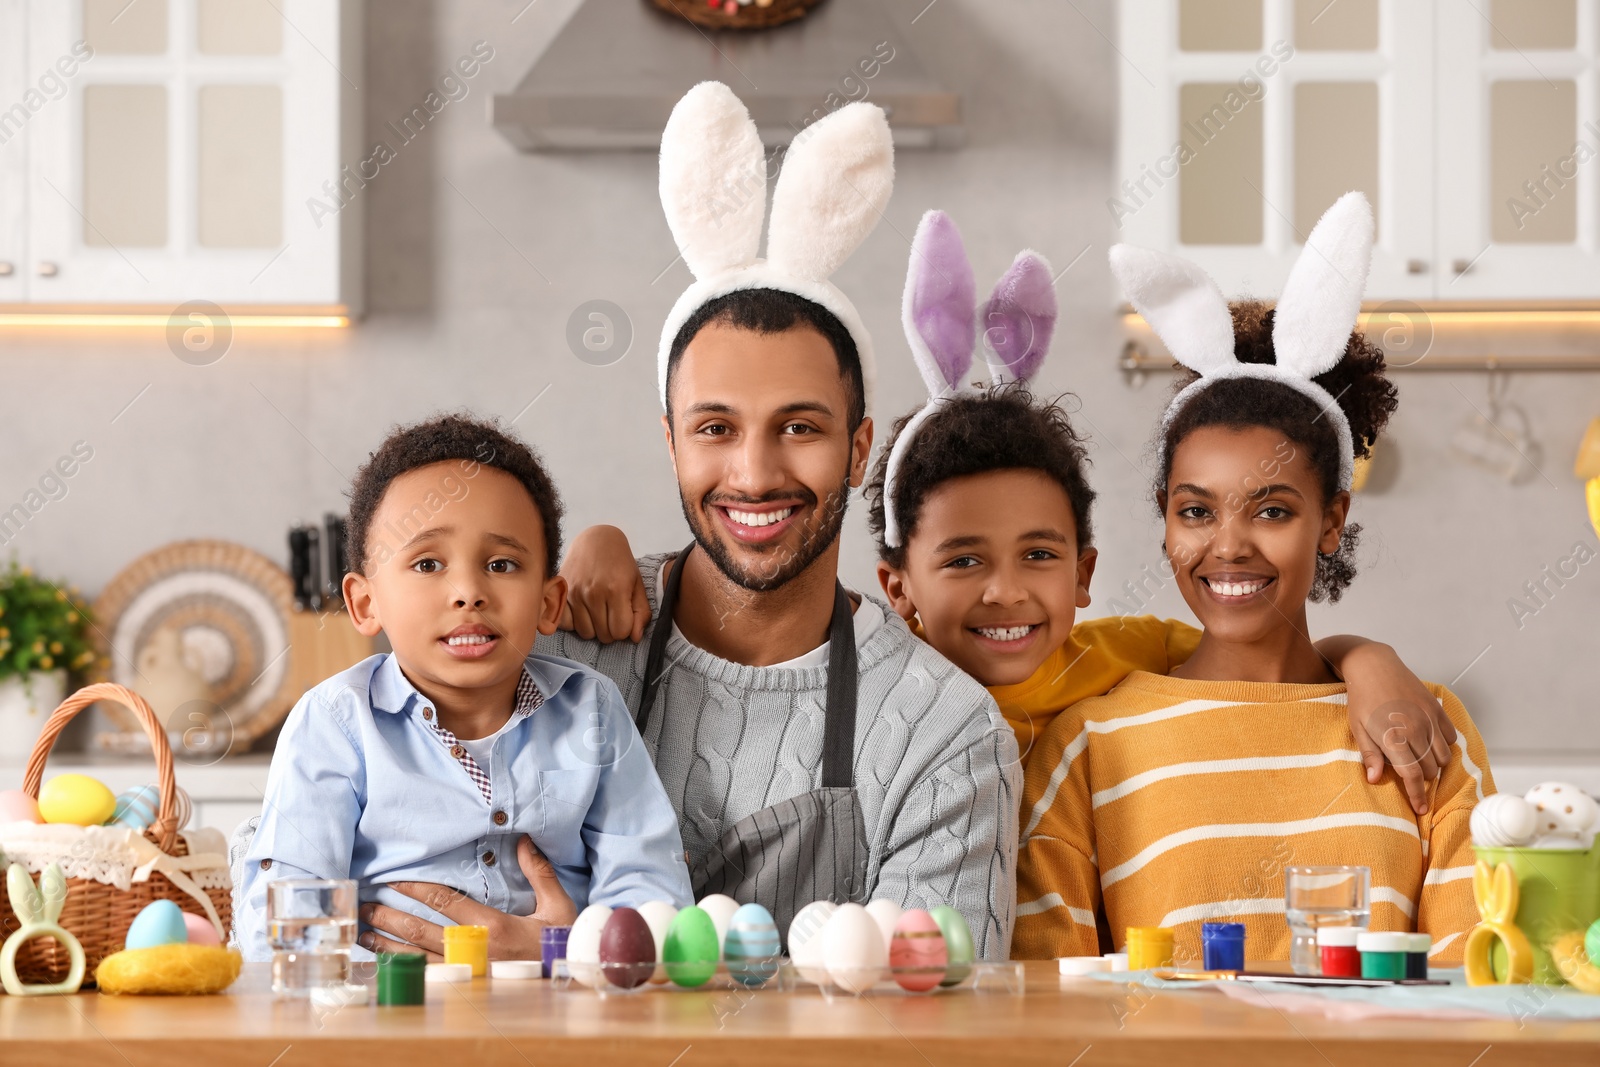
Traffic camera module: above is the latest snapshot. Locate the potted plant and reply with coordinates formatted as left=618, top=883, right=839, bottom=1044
left=0, top=561, right=96, bottom=762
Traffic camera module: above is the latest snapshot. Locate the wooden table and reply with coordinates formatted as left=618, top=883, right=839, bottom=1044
left=2, top=962, right=1595, bottom=1066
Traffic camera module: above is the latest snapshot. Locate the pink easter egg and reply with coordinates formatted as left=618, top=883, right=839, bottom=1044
left=0, top=789, right=42, bottom=824
left=889, top=909, right=947, bottom=992
left=182, top=911, right=221, bottom=946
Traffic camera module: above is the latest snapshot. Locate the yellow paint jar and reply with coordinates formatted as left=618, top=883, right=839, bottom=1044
left=1126, top=926, right=1176, bottom=971
left=442, top=924, right=489, bottom=977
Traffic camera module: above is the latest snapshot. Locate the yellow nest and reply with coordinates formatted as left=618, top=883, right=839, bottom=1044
left=95, top=944, right=243, bottom=995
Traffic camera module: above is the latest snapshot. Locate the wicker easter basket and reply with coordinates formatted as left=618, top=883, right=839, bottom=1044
left=0, top=683, right=232, bottom=988
left=647, top=0, right=825, bottom=31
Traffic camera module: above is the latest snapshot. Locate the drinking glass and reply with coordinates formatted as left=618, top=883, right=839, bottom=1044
left=268, top=878, right=359, bottom=996
left=1284, top=866, right=1370, bottom=975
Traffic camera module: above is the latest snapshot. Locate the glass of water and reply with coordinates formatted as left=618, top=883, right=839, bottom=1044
left=268, top=878, right=359, bottom=996
left=1285, top=866, right=1371, bottom=974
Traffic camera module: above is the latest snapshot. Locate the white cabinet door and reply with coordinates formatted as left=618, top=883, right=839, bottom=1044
left=25, top=0, right=360, bottom=309
left=1435, top=0, right=1600, bottom=301
left=1117, top=0, right=1436, bottom=303
left=0, top=0, right=27, bottom=303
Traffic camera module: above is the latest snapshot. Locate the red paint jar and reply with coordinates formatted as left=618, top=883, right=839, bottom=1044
left=1317, top=926, right=1362, bottom=977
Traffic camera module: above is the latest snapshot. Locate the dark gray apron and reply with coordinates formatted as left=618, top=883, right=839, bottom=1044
left=637, top=543, right=868, bottom=942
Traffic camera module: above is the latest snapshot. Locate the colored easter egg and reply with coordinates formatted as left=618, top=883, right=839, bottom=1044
left=182, top=911, right=222, bottom=946
left=565, top=903, right=613, bottom=988
left=38, top=773, right=117, bottom=826
left=890, top=909, right=948, bottom=992
left=662, top=906, right=719, bottom=988
left=125, top=899, right=189, bottom=950
left=823, top=903, right=887, bottom=994
left=723, top=902, right=780, bottom=987
left=696, top=892, right=739, bottom=950
left=599, top=907, right=656, bottom=989
left=787, top=900, right=838, bottom=985
left=929, top=906, right=974, bottom=987
left=0, top=789, right=41, bottom=824
left=864, top=898, right=902, bottom=951
left=108, top=784, right=160, bottom=830
left=636, top=900, right=677, bottom=984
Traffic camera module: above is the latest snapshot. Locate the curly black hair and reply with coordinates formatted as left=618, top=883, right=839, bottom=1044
left=666, top=288, right=866, bottom=431
left=1156, top=301, right=1399, bottom=602
left=864, top=380, right=1096, bottom=569
left=346, top=413, right=565, bottom=578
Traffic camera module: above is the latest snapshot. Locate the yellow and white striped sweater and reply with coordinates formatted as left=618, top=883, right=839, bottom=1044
left=1013, top=671, right=1492, bottom=965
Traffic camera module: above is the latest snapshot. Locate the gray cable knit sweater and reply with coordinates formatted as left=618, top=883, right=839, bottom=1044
left=534, top=553, right=1020, bottom=959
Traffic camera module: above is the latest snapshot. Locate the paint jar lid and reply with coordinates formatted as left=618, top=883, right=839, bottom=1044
left=1404, top=933, right=1432, bottom=953
left=1058, top=956, right=1113, bottom=976
left=1317, top=926, right=1362, bottom=947
left=1357, top=932, right=1409, bottom=953
left=443, top=924, right=489, bottom=944
left=426, top=963, right=473, bottom=983
left=1125, top=926, right=1175, bottom=945
left=1201, top=922, right=1245, bottom=940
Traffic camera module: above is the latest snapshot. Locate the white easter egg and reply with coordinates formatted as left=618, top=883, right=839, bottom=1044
left=636, top=900, right=678, bottom=984
left=787, top=900, right=838, bottom=985
left=1525, top=782, right=1600, bottom=841
left=696, top=893, right=740, bottom=950
left=823, top=902, right=888, bottom=994
left=1470, top=793, right=1538, bottom=847
left=566, top=903, right=613, bottom=988
left=864, top=899, right=902, bottom=951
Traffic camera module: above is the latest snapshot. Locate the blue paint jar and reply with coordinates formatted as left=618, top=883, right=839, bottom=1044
left=1201, top=921, right=1246, bottom=971
left=541, top=925, right=571, bottom=979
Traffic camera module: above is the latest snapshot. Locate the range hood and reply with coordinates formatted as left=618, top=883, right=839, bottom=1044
left=492, top=0, right=961, bottom=150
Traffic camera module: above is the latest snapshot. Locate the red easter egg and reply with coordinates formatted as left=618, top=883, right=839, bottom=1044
left=599, top=907, right=657, bottom=989
left=890, top=909, right=947, bottom=992
left=182, top=911, right=222, bottom=946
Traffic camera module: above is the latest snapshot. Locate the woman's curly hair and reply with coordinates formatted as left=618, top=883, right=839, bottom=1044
left=864, top=380, right=1096, bottom=569
left=1156, top=301, right=1399, bottom=602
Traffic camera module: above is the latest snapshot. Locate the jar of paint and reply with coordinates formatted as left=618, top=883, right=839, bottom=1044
left=541, top=925, right=571, bottom=979
left=1317, top=925, right=1361, bottom=977
left=1125, top=926, right=1175, bottom=971
left=376, top=951, right=426, bottom=1005
left=443, top=924, right=489, bottom=977
left=1403, top=932, right=1431, bottom=979
left=1357, top=932, right=1408, bottom=979
left=1200, top=922, right=1245, bottom=971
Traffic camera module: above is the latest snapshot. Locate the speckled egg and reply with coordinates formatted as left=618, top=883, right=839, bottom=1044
left=124, top=899, right=189, bottom=950
left=696, top=892, right=739, bottom=950
left=38, top=773, right=116, bottom=826
left=787, top=900, right=838, bottom=985
left=565, top=903, right=613, bottom=988
left=929, top=906, right=974, bottom=987
left=0, top=789, right=41, bottom=824
left=823, top=903, right=887, bottom=994
left=599, top=907, right=656, bottom=989
left=865, top=898, right=902, bottom=951
left=723, top=902, right=780, bottom=987
left=635, top=900, right=678, bottom=984
left=663, top=906, right=719, bottom=988
left=889, top=909, right=947, bottom=992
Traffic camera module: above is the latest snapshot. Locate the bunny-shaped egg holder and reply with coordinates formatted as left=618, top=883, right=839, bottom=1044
left=1, top=862, right=84, bottom=995
left=879, top=210, right=1058, bottom=548
left=655, top=80, right=894, bottom=415
left=1109, top=192, right=1375, bottom=493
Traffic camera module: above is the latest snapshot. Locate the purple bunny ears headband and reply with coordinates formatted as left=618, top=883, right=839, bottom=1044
left=881, top=210, right=1058, bottom=549
left=1109, top=191, right=1375, bottom=493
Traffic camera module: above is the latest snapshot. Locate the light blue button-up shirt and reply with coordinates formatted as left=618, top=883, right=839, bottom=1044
left=237, top=652, right=692, bottom=961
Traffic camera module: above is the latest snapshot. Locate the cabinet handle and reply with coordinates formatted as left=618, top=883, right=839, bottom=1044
left=36, top=262, right=58, bottom=278
left=0, top=262, right=13, bottom=277
left=1452, top=258, right=1474, bottom=275
left=1406, top=259, right=1428, bottom=274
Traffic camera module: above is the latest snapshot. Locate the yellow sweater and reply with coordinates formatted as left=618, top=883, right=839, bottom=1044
left=1013, top=671, right=1493, bottom=966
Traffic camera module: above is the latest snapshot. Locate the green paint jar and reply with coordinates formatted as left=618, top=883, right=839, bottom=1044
left=1357, top=932, right=1408, bottom=980
left=376, top=951, right=426, bottom=1005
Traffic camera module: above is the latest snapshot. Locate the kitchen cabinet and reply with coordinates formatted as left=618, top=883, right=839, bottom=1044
left=1116, top=0, right=1600, bottom=303
left=1, top=0, right=362, bottom=312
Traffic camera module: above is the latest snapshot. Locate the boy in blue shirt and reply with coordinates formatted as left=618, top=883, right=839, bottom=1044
left=238, top=414, right=692, bottom=962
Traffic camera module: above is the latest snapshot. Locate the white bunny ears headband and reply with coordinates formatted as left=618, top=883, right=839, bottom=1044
left=881, top=210, right=1058, bottom=548
left=657, top=82, right=894, bottom=412
left=1109, top=191, right=1375, bottom=492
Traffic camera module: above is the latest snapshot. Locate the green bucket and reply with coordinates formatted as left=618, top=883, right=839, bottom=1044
left=1471, top=843, right=1600, bottom=985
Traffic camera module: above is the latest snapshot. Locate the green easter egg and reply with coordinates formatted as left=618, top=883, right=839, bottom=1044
left=929, top=906, right=974, bottom=987
left=1586, top=916, right=1600, bottom=968
left=663, top=905, right=719, bottom=988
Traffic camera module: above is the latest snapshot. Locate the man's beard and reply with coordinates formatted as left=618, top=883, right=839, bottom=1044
left=680, top=479, right=850, bottom=593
